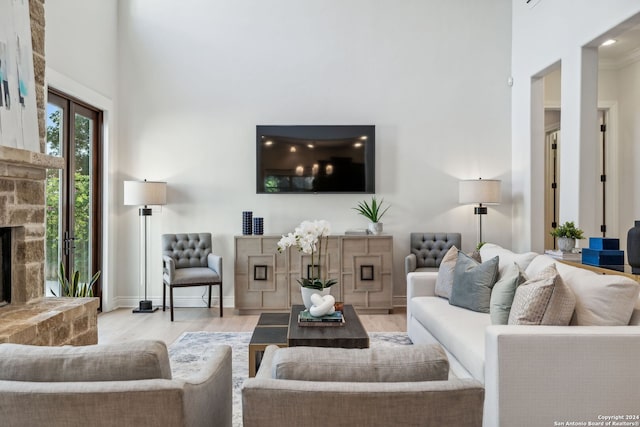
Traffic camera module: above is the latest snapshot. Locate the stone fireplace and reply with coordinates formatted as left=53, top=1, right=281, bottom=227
left=0, top=0, right=98, bottom=346
left=0, top=148, right=99, bottom=345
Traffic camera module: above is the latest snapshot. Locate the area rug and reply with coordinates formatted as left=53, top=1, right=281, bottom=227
left=168, top=331, right=412, bottom=427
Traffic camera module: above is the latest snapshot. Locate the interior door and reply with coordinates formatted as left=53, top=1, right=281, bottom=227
left=45, top=90, right=102, bottom=304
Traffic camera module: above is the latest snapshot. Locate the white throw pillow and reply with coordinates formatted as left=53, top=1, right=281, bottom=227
left=547, top=258, right=640, bottom=326
left=480, top=243, right=538, bottom=278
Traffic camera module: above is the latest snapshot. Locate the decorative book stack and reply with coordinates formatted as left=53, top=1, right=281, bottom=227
left=545, top=249, right=581, bottom=262
left=298, top=310, right=345, bottom=327
left=582, top=237, right=624, bottom=270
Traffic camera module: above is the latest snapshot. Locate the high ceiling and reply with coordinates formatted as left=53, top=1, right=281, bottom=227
left=598, top=23, right=640, bottom=67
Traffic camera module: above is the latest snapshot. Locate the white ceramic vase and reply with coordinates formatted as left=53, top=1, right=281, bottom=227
left=300, top=286, right=330, bottom=310
left=557, top=237, right=576, bottom=252
left=368, top=222, right=383, bottom=235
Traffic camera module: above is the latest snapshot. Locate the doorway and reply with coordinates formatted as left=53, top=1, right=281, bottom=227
left=45, top=89, right=103, bottom=304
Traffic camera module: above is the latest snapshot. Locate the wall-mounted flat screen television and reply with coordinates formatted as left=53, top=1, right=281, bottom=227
left=256, top=125, right=375, bottom=194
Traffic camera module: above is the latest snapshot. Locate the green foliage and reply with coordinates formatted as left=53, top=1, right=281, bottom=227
left=476, top=241, right=486, bottom=250
left=52, top=262, right=100, bottom=297
left=45, top=108, right=94, bottom=283
left=45, top=173, right=92, bottom=282
left=297, top=278, right=338, bottom=290
left=353, top=196, right=390, bottom=223
left=550, top=221, right=585, bottom=239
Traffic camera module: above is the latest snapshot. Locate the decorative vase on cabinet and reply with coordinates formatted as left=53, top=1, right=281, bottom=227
left=627, top=221, right=640, bottom=274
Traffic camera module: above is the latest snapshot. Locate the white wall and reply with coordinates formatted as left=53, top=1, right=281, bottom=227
left=44, top=1, right=512, bottom=310
left=114, top=0, right=513, bottom=309
left=615, top=61, right=640, bottom=250
left=511, top=0, right=640, bottom=253
left=45, top=0, right=119, bottom=310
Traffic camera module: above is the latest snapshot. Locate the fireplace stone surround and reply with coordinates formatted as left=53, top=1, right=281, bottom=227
left=0, top=0, right=99, bottom=346
left=0, top=148, right=99, bottom=346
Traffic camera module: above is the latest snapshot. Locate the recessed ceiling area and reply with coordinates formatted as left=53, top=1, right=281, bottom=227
left=598, top=22, right=640, bottom=68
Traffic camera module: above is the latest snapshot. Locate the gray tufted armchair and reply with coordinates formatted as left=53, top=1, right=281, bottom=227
left=162, top=233, right=223, bottom=321
left=405, top=233, right=461, bottom=276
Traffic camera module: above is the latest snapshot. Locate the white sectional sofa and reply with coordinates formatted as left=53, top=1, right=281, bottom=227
left=407, top=243, right=640, bottom=427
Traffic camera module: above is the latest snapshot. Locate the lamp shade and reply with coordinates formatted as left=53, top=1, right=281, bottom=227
left=124, top=180, right=167, bottom=206
left=459, top=179, right=501, bottom=205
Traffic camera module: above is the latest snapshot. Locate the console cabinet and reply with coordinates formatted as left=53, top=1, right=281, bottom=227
left=234, top=235, right=393, bottom=314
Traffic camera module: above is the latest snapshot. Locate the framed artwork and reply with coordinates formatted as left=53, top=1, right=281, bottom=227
left=0, top=0, right=38, bottom=152
left=360, top=265, right=374, bottom=281
left=253, top=265, right=267, bottom=281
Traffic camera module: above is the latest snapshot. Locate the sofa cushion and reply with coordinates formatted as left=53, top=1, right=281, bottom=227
left=490, top=262, right=526, bottom=324
left=480, top=243, right=537, bottom=278
left=410, top=296, right=489, bottom=383
left=435, top=246, right=459, bottom=299
left=450, top=252, right=499, bottom=313
left=508, top=264, right=575, bottom=325
left=435, top=247, right=482, bottom=299
left=271, top=344, right=449, bottom=382
left=0, top=340, right=172, bottom=382
left=526, top=255, right=640, bottom=326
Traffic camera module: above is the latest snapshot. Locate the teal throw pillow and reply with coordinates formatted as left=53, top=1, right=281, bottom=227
left=449, top=252, right=499, bottom=313
left=489, top=262, right=527, bottom=324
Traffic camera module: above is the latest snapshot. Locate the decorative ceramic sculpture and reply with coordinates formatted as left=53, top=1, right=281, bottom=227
left=309, top=293, right=336, bottom=317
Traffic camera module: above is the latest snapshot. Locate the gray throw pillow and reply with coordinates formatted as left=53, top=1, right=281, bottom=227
left=0, top=340, right=172, bottom=382
left=271, top=344, right=449, bottom=382
left=449, top=252, right=499, bottom=313
left=490, top=262, right=527, bottom=324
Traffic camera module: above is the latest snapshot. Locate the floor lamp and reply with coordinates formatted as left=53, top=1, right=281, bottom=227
left=124, top=179, right=167, bottom=313
left=459, top=178, right=501, bottom=246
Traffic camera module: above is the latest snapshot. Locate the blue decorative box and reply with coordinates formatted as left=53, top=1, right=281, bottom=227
left=582, top=248, right=624, bottom=266
left=588, top=237, right=620, bottom=250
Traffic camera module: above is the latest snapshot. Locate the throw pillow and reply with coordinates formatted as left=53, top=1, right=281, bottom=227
left=508, top=264, right=576, bottom=325
left=271, top=344, right=449, bottom=382
left=434, top=245, right=459, bottom=299
left=449, top=252, right=499, bottom=313
left=490, top=262, right=527, bottom=325
left=0, top=340, right=172, bottom=382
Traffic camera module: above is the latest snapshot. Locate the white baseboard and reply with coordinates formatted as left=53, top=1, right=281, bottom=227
left=113, top=296, right=233, bottom=310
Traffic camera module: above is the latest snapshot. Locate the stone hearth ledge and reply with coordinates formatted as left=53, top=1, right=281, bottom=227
left=0, top=146, right=65, bottom=170
left=0, top=297, right=99, bottom=346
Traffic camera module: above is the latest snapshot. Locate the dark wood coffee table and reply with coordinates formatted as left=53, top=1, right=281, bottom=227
left=248, top=312, right=290, bottom=377
left=288, top=304, right=369, bottom=348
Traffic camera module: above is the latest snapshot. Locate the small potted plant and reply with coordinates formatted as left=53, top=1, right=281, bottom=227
left=550, top=221, right=584, bottom=252
left=353, top=196, right=390, bottom=235
left=52, top=262, right=101, bottom=297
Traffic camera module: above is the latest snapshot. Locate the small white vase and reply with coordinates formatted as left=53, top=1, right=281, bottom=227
left=368, top=222, right=383, bottom=235
left=300, top=287, right=330, bottom=310
left=557, top=237, right=576, bottom=252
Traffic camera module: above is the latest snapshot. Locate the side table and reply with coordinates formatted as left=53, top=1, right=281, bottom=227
left=248, top=312, right=289, bottom=377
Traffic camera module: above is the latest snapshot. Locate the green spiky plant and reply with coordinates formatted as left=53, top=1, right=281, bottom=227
left=353, top=196, right=390, bottom=223
left=550, top=221, right=585, bottom=239
left=52, top=262, right=101, bottom=297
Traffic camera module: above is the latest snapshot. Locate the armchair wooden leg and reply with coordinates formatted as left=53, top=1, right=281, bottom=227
left=219, top=283, right=223, bottom=317
left=207, top=285, right=212, bottom=308
left=162, top=282, right=166, bottom=312
left=170, top=286, right=175, bottom=322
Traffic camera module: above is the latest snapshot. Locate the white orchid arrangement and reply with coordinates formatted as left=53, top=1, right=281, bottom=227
left=277, top=220, right=337, bottom=290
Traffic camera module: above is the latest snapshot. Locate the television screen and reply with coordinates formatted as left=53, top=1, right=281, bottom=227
left=256, top=125, right=375, bottom=194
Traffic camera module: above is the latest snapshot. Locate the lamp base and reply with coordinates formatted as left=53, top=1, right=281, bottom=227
left=133, top=300, right=158, bottom=313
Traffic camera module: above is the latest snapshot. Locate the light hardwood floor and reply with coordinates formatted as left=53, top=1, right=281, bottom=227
left=98, top=306, right=407, bottom=346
